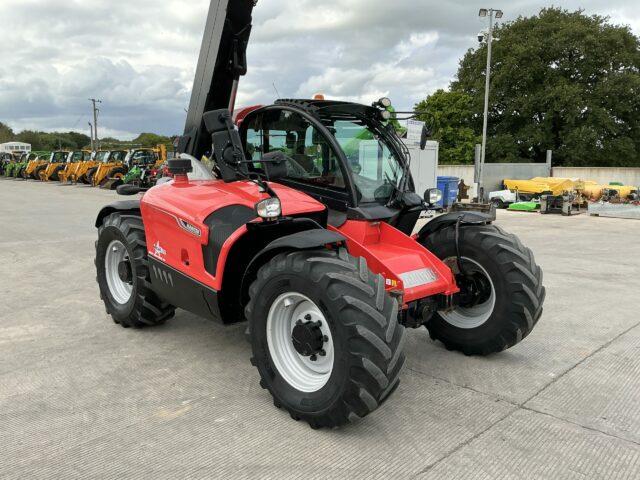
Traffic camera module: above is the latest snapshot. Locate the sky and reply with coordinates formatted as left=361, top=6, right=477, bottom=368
left=0, top=0, right=638, bottom=139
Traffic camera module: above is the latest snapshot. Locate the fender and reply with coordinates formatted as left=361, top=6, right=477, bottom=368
left=239, top=229, right=346, bottom=306
left=417, top=211, right=492, bottom=240
left=95, top=200, right=141, bottom=228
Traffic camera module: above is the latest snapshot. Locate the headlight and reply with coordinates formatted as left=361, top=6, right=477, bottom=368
left=425, top=188, right=443, bottom=205
left=380, top=110, right=392, bottom=120
left=255, top=197, right=281, bottom=219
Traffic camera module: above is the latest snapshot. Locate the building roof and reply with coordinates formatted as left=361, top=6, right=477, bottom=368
left=0, top=142, right=31, bottom=147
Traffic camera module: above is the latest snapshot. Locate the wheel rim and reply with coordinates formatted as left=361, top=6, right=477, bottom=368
left=266, top=292, right=334, bottom=393
left=439, top=257, right=496, bottom=329
left=105, top=240, right=133, bottom=305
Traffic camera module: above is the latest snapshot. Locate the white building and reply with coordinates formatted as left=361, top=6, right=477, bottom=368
left=0, top=142, right=31, bottom=154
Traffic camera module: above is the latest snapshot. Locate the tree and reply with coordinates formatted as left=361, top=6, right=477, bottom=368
left=133, top=133, right=173, bottom=148
left=0, top=122, right=14, bottom=143
left=415, top=90, right=480, bottom=165
left=451, top=8, right=640, bottom=166
left=416, top=9, right=640, bottom=166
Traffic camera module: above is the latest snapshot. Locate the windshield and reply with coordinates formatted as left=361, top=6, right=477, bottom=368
left=332, top=120, right=405, bottom=203
left=51, top=152, right=67, bottom=163
left=95, top=151, right=109, bottom=162
left=127, top=150, right=157, bottom=166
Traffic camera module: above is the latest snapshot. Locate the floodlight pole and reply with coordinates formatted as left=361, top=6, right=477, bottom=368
left=478, top=8, right=500, bottom=202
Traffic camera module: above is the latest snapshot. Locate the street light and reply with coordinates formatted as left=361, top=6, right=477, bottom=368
left=477, top=8, right=503, bottom=202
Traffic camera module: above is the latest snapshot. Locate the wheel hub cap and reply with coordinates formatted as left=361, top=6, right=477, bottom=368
left=291, top=319, right=327, bottom=359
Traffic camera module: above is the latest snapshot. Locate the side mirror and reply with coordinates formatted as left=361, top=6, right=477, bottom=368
left=420, top=125, right=431, bottom=151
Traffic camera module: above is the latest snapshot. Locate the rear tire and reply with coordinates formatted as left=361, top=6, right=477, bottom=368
left=246, top=248, right=406, bottom=428
left=420, top=225, right=545, bottom=355
left=95, top=213, right=175, bottom=328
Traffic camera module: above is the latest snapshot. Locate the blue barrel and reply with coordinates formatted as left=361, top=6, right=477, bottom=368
left=437, top=176, right=459, bottom=208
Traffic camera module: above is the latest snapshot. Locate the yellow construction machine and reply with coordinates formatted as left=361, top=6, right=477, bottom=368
left=89, top=150, right=129, bottom=187
left=57, top=150, right=93, bottom=183
left=100, top=145, right=168, bottom=189
left=26, top=151, right=67, bottom=180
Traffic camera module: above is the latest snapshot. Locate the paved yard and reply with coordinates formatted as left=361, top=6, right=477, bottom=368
left=1, top=179, right=639, bottom=479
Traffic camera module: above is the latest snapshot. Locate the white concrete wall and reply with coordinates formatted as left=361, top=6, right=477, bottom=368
left=551, top=167, right=640, bottom=187
left=437, top=165, right=476, bottom=198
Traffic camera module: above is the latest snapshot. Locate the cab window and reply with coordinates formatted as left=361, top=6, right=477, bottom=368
left=245, top=109, right=346, bottom=191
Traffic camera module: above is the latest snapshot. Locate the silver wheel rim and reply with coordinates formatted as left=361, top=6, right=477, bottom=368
left=105, top=240, right=133, bottom=305
left=266, top=292, right=334, bottom=393
left=440, top=257, right=496, bottom=329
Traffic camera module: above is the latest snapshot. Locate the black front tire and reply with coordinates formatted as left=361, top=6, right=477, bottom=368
left=420, top=225, right=545, bottom=355
left=246, top=248, right=406, bottom=429
left=95, top=213, right=175, bottom=328
left=85, top=167, right=98, bottom=185
left=491, top=198, right=506, bottom=209
left=33, top=165, right=46, bottom=180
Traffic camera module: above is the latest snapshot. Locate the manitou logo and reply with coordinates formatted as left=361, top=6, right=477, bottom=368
left=153, top=241, right=167, bottom=260
left=177, top=218, right=202, bottom=237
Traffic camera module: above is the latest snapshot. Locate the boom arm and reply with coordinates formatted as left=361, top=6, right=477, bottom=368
left=178, top=0, right=256, bottom=160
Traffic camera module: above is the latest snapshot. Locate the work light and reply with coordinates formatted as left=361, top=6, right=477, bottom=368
left=256, top=197, right=282, bottom=219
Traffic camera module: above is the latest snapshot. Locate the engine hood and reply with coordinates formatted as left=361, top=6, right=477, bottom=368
left=142, top=179, right=326, bottom=225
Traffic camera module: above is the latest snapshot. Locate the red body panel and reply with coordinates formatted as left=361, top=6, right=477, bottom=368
left=140, top=179, right=326, bottom=290
left=333, top=220, right=459, bottom=304
left=141, top=178, right=459, bottom=305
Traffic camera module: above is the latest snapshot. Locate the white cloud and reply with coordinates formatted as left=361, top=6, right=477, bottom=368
left=0, top=0, right=638, bottom=138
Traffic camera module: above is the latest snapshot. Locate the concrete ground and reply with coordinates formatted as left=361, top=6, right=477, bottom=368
left=1, top=179, right=640, bottom=480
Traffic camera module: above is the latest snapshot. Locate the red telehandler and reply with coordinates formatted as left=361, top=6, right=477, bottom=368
left=95, top=0, right=544, bottom=428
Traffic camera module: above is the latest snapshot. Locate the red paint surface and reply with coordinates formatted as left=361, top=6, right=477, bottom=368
left=141, top=178, right=458, bottom=304
left=141, top=179, right=325, bottom=290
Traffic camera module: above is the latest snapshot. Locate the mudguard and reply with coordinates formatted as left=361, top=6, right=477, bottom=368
left=95, top=200, right=141, bottom=228
left=417, top=211, right=493, bottom=239
left=241, top=229, right=346, bottom=296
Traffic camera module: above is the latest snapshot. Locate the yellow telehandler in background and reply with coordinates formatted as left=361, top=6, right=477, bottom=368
left=100, top=145, right=167, bottom=190
left=67, top=150, right=109, bottom=184
left=40, top=151, right=85, bottom=181
left=88, top=150, right=128, bottom=187
left=57, top=150, right=93, bottom=183
left=26, top=151, right=67, bottom=180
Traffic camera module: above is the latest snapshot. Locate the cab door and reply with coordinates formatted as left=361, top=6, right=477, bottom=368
left=240, top=106, right=357, bottom=212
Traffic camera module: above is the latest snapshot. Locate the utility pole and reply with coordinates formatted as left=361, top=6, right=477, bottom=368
left=89, top=98, right=102, bottom=150
left=88, top=122, right=94, bottom=151
left=477, top=8, right=503, bottom=202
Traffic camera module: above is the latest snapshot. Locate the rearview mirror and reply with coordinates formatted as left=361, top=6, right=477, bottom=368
left=420, top=125, right=431, bottom=150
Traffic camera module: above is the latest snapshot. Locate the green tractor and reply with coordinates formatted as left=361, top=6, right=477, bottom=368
left=1, top=152, right=16, bottom=177
left=3, top=152, right=38, bottom=178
